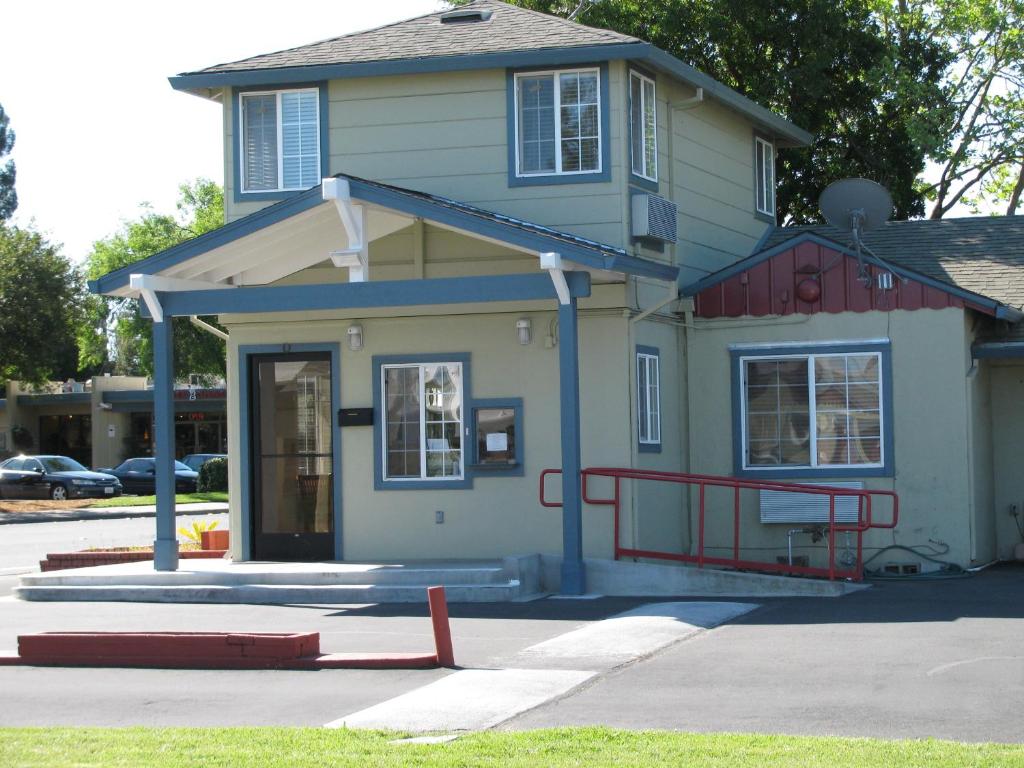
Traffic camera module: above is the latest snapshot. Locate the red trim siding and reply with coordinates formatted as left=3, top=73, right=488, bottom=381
left=694, top=243, right=968, bottom=318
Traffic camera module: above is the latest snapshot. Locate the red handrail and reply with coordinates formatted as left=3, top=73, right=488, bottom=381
left=539, top=466, right=899, bottom=581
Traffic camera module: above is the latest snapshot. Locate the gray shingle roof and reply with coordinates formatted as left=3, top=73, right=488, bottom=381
left=186, top=0, right=639, bottom=75
left=759, top=217, right=1024, bottom=310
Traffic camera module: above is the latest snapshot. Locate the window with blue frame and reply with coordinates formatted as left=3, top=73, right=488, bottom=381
left=381, top=362, right=464, bottom=482
left=514, top=68, right=602, bottom=177
left=629, top=70, right=657, bottom=183
left=239, top=88, right=321, bottom=194
left=735, top=343, right=892, bottom=477
left=637, top=347, right=661, bottom=449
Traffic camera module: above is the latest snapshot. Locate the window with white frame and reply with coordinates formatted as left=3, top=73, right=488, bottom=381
left=741, top=350, right=884, bottom=470
left=630, top=71, right=657, bottom=182
left=515, top=68, right=601, bottom=176
left=637, top=350, right=661, bottom=445
left=240, top=88, right=320, bottom=193
left=754, top=135, right=775, bottom=217
left=382, top=362, right=464, bottom=481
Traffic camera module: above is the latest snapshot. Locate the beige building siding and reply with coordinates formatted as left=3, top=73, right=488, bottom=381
left=684, top=308, right=979, bottom=569
left=989, top=360, right=1024, bottom=559
left=223, top=309, right=631, bottom=561
left=224, top=67, right=628, bottom=249
left=660, top=78, right=771, bottom=284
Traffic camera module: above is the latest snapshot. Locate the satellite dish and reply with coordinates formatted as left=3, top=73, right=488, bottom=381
left=818, top=178, right=895, bottom=286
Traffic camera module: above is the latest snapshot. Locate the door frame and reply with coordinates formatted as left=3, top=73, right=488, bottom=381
left=237, top=342, right=343, bottom=560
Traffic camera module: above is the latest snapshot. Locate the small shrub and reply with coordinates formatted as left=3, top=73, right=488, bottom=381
left=197, top=457, right=228, bottom=492
left=177, top=518, right=218, bottom=544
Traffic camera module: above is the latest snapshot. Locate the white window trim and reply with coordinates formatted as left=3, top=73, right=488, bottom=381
left=637, top=352, right=661, bottom=445
left=754, top=135, right=775, bottom=216
left=239, top=87, right=321, bottom=195
left=629, top=70, right=658, bottom=183
left=381, top=362, right=465, bottom=482
left=513, top=67, right=603, bottom=178
left=739, top=350, right=885, bottom=472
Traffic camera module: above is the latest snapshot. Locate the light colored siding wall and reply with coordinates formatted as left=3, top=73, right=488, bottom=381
left=988, top=360, right=1024, bottom=559
left=658, top=78, right=771, bottom=285
left=685, top=308, right=976, bottom=569
left=223, top=309, right=631, bottom=561
left=224, top=67, right=629, bottom=247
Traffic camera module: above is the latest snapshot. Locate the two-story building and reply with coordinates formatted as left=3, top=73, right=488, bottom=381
left=89, top=0, right=1024, bottom=591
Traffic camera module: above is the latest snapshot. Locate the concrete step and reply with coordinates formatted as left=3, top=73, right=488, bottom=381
left=14, top=581, right=523, bottom=604
left=19, top=565, right=510, bottom=589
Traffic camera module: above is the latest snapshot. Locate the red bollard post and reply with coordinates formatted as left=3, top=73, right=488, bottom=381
left=426, top=586, right=455, bottom=668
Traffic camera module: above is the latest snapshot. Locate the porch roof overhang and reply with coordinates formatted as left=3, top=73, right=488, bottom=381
left=682, top=231, right=1024, bottom=323
left=89, top=174, right=678, bottom=305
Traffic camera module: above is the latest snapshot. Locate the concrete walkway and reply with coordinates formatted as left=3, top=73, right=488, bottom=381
left=0, top=502, right=227, bottom=526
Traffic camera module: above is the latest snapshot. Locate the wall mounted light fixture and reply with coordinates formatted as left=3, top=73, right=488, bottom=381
left=516, top=318, right=532, bottom=345
left=347, top=324, right=363, bottom=351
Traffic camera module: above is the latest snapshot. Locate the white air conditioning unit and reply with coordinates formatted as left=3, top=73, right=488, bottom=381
left=759, top=481, right=863, bottom=524
left=631, top=193, right=678, bottom=243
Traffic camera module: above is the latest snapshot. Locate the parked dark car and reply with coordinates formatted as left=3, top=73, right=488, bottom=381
left=181, top=453, right=227, bottom=472
left=0, top=455, right=122, bottom=501
left=100, top=458, right=198, bottom=495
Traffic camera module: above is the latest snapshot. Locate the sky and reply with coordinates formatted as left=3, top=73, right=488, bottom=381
left=1, top=0, right=443, bottom=263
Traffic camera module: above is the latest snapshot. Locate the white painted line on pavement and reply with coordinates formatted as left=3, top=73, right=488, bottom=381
left=0, top=567, right=36, bottom=576
left=514, top=601, right=758, bottom=668
left=326, top=668, right=594, bottom=732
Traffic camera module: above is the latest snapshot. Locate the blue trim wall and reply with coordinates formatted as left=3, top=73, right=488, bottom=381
left=371, top=353, right=473, bottom=491
left=237, top=343, right=344, bottom=560
left=15, top=392, right=92, bottom=407
left=144, top=273, right=592, bottom=318
left=635, top=344, right=661, bottom=454
left=231, top=83, right=330, bottom=204
left=505, top=62, right=611, bottom=187
left=169, top=42, right=812, bottom=146
left=152, top=319, right=178, bottom=570
left=729, top=340, right=895, bottom=479
left=557, top=299, right=585, bottom=593
left=469, top=397, right=525, bottom=477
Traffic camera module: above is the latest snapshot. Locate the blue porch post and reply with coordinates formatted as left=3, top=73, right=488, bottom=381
left=558, top=298, right=585, bottom=594
left=152, top=316, right=178, bottom=571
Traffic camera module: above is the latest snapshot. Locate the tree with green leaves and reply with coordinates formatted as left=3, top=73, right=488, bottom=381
left=501, top=0, right=951, bottom=221
left=80, top=179, right=227, bottom=379
left=924, top=0, right=1024, bottom=217
left=0, top=103, right=16, bottom=221
left=0, top=225, right=82, bottom=385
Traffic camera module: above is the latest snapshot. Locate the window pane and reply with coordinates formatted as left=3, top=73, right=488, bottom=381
left=422, top=364, right=462, bottom=479
left=562, top=139, right=581, bottom=172
left=384, top=366, right=421, bottom=478
left=518, top=76, right=556, bottom=174
left=559, top=71, right=599, bottom=172
left=630, top=75, right=643, bottom=176
left=744, top=359, right=809, bottom=467
left=813, top=352, right=881, bottom=466
left=281, top=90, right=319, bottom=189
left=643, top=78, right=656, bottom=178
left=764, top=142, right=775, bottom=214
left=242, top=94, right=278, bottom=191
left=638, top=356, right=649, bottom=442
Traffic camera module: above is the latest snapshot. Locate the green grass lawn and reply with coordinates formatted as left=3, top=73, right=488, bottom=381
left=0, top=728, right=1021, bottom=768
left=88, top=492, right=228, bottom=507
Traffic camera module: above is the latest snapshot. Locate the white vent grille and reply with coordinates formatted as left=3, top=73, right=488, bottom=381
left=631, top=193, right=678, bottom=243
left=759, top=481, right=863, bottom=524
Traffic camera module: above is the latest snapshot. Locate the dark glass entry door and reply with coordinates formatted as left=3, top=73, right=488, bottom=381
left=250, top=353, right=335, bottom=560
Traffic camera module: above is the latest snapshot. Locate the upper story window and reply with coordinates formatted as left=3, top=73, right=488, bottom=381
left=514, top=68, right=602, bottom=178
left=736, top=344, right=890, bottom=476
left=239, top=88, right=321, bottom=194
left=629, top=71, right=657, bottom=183
left=754, top=135, right=776, bottom=218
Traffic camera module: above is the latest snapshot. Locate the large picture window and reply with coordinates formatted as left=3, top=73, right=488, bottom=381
left=515, top=68, right=602, bottom=177
left=739, top=347, right=888, bottom=473
left=239, top=88, right=321, bottom=194
left=629, top=70, right=657, bottom=182
left=382, top=362, right=464, bottom=482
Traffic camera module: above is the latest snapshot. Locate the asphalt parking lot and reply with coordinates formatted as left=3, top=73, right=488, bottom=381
left=1, top=565, right=1022, bottom=739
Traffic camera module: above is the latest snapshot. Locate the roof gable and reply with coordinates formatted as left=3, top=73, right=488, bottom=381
left=758, top=216, right=1024, bottom=309
left=687, top=232, right=1021, bottom=321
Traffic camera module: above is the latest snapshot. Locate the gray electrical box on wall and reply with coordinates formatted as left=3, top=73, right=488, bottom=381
left=631, top=193, right=678, bottom=243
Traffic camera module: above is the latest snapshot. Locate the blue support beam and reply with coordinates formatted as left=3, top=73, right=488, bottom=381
left=152, top=318, right=178, bottom=571
left=146, top=272, right=592, bottom=319
left=558, top=298, right=585, bottom=595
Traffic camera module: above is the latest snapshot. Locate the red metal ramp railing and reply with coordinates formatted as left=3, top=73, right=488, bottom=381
left=540, top=467, right=898, bottom=581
